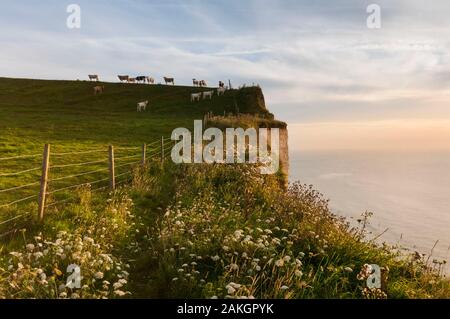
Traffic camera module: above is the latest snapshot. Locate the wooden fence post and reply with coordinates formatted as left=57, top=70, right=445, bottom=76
left=38, top=144, right=50, bottom=221
left=141, top=143, right=147, bottom=166
left=109, top=145, right=115, bottom=190
left=161, top=137, right=165, bottom=163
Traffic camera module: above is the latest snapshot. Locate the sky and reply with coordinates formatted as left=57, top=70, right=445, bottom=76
left=1, top=0, right=450, bottom=151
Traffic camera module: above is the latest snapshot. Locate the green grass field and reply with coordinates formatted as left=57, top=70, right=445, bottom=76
left=0, top=77, right=274, bottom=215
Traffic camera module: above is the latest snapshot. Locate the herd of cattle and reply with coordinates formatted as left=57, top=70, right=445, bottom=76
left=88, top=74, right=229, bottom=112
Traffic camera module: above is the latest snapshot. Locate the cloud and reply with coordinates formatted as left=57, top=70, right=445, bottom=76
left=0, top=0, right=449, bottom=129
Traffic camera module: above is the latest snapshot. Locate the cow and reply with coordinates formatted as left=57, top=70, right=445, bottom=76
left=199, top=80, right=207, bottom=87
left=89, top=74, right=99, bottom=81
left=137, top=100, right=149, bottom=112
left=190, top=92, right=202, bottom=102
left=118, top=75, right=129, bottom=82
left=128, top=77, right=136, bottom=83
left=217, top=87, right=226, bottom=96
left=202, top=90, right=214, bottom=100
left=219, top=81, right=225, bottom=88
left=164, top=77, right=175, bottom=85
left=146, top=77, right=155, bottom=84
left=93, top=86, right=105, bottom=95
left=193, top=79, right=200, bottom=87
left=136, top=76, right=146, bottom=83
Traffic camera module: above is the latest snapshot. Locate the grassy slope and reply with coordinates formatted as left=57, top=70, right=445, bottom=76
left=0, top=77, right=448, bottom=299
left=0, top=77, right=273, bottom=207
left=0, top=77, right=267, bottom=152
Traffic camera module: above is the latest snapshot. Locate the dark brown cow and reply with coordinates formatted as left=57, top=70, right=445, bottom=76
left=164, top=77, right=175, bottom=85
left=89, top=74, right=99, bottom=81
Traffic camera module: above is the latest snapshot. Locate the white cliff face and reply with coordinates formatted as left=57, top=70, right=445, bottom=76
left=279, top=127, right=289, bottom=184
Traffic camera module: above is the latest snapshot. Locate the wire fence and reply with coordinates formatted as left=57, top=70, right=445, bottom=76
left=0, top=136, right=174, bottom=234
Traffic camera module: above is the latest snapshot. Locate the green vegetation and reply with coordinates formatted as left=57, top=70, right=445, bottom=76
left=0, top=162, right=448, bottom=298
left=0, top=77, right=275, bottom=210
left=0, top=77, right=448, bottom=299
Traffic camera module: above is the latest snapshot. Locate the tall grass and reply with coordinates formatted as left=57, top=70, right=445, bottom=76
left=1, top=161, right=449, bottom=299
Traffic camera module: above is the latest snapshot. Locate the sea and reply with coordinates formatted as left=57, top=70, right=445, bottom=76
left=290, top=149, right=450, bottom=273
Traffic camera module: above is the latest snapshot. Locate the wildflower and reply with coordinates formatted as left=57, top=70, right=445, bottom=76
left=280, top=285, right=289, bottom=290
left=94, top=272, right=104, bottom=280
left=211, top=255, right=220, bottom=261
left=234, top=230, right=243, bottom=239
left=33, top=252, right=44, bottom=259
left=344, top=267, right=353, bottom=273
left=295, top=270, right=303, bottom=277
left=283, top=256, right=291, bottom=262
left=275, top=259, right=284, bottom=267
left=26, top=244, right=35, bottom=252
left=226, top=285, right=236, bottom=295
left=112, top=282, right=122, bottom=289
left=114, top=290, right=127, bottom=297
left=229, top=282, right=241, bottom=289
left=230, top=264, right=239, bottom=271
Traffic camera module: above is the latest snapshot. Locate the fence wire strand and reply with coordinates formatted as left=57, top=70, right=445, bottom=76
left=0, top=167, right=41, bottom=177
left=51, top=149, right=106, bottom=156
left=49, top=167, right=109, bottom=182
left=0, top=154, right=41, bottom=162
left=115, top=161, right=141, bottom=169
left=0, top=195, right=38, bottom=208
left=0, top=212, right=32, bottom=226
left=51, top=158, right=108, bottom=169
left=0, top=181, right=40, bottom=194
left=47, top=177, right=110, bottom=195
left=115, top=154, right=141, bottom=161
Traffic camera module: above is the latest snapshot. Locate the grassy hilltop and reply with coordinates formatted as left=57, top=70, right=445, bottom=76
left=0, top=77, right=448, bottom=299
left=0, top=77, right=275, bottom=153
left=0, top=77, right=281, bottom=209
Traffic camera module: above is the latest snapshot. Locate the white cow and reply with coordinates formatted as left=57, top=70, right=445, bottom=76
left=202, top=90, right=214, bottom=100
left=137, top=100, right=149, bottom=112
left=191, top=92, right=202, bottom=102
left=217, top=87, right=226, bottom=96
